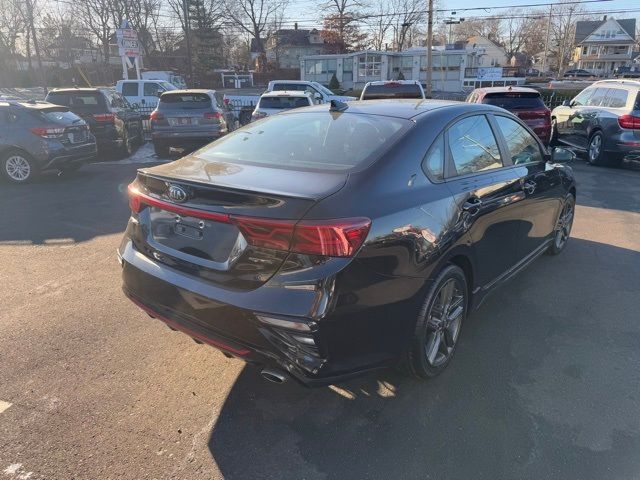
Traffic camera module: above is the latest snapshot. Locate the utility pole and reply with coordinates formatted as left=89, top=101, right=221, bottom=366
left=425, top=0, right=433, bottom=98
left=25, top=0, right=47, bottom=93
left=541, top=4, right=552, bottom=77
left=182, top=0, right=194, bottom=86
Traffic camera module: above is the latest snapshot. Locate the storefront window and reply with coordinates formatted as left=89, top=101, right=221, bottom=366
left=358, top=54, right=382, bottom=77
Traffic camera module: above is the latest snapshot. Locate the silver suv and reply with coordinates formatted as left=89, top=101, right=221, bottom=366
left=551, top=79, right=640, bottom=167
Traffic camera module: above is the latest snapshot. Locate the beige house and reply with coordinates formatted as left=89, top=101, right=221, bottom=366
left=572, top=17, right=636, bottom=75
left=465, top=36, right=508, bottom=67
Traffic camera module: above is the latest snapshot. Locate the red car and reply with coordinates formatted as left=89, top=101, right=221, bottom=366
left=466, top=87, right=551, bottom=145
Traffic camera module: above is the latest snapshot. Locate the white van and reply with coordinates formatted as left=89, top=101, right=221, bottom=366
left=116, top=80, right=178, bottom=109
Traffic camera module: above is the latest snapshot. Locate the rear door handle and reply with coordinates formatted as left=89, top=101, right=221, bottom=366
left=523, top=180, right=537, bottom=194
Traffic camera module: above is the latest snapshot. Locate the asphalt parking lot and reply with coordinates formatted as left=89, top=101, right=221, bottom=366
left=0, top=154, right=639, bottom=480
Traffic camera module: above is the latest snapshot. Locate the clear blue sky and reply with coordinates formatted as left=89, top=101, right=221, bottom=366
left=285, top=0, right=640, bottom=30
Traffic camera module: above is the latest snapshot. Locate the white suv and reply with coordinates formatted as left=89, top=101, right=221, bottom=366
left=251, top=91, right=314, bottom=122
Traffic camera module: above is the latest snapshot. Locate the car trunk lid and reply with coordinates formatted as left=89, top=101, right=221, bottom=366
left=128, top=156, right=348, bottom=291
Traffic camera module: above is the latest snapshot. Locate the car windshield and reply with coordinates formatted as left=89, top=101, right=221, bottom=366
left=362, top=84, right=423, bottom=99
left=259, top=96, right=310, bottom=109
left=482, top=93, right=545, bottom=109
left=196, top=112, right=411, bottom=172
left=160, top=93, right=211, bottom=109
left=313, top=83, right=335, bottom=96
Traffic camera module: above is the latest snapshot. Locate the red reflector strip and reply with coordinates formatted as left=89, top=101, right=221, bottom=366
left=127, top=185, right=231, bottom=223
left=127, top=295, right=251, bottom=356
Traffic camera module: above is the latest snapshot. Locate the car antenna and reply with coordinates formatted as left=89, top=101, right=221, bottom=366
left=329, top=99, right=349, bottom=112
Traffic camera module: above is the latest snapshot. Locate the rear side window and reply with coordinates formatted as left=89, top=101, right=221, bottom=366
left=121, top=83, right=138, bottom=97
left=259, top=96, right=311, bottom=109
left=160, top=93, right=212, bottom=109
left=362, top=83, right=423, bottom=100
left=482, top=92, right=545, bottom=109
left=422, top=134, right=444, bottom=181
left=447, top=115, right=502, bottom=176
left=272, top=83, right=304, bottom=91
left=604, top=88, right=628, bottom=108
left=197, top=112, right=411, bottom=172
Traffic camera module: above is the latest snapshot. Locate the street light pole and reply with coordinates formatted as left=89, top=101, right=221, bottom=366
left=425, top=0, right=433, bottom=98
left=541, top=4, right=552, bottom=77
left=182, top=0, right=194, bottom=86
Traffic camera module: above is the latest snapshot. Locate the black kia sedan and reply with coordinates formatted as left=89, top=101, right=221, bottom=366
left=119, top=100, right=576, bottom=386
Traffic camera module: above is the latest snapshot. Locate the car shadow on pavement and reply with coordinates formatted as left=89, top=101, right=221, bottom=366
left=0, top=164, right=140, bottom=245
left=208, top=237, right=640, bottom=480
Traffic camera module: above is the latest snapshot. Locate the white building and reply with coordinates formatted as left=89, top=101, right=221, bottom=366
left=301, top=47, right=525, bottom=93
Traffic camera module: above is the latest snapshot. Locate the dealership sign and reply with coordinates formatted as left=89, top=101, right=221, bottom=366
left=476, top=67, right=503, bottom=80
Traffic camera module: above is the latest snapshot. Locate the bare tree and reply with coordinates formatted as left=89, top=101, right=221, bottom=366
left=501, top=11, right=528, bottom=63
left=366, top=0, right=393, bottom=51
left=77, top=0, right=114, bottom=66
left=223, top=0, right=288, bottom=70
left=391, top=0, right=423, bottom=51
left=320, top=0, right=367, bottom=53
left=452, top=17, right=502, bottom=43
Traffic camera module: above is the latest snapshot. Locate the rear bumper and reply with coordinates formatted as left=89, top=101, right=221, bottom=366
left=118, top=238, right=417, bottom=386
left=42, top=142, right=98, bottom=171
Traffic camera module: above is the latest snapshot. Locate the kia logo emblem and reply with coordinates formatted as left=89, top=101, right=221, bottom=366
left=167, top=184, right=188, bottom=203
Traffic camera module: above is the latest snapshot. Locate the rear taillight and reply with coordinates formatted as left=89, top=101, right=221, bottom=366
left=30, top=127, right=65, bottom=138
left=618, top=114, right=640, bottom=129
left=127, top=184, right=371, bottom=257
left=204, top=112, right=223, bottom=120
left=149, top=111, right=164, bottom=122
left=93, top=113, right=115, bottom=123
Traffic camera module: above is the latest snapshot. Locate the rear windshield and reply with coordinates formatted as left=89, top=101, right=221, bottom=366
left=159, top=93, right=212, bottom=109
left=46, top=92, right=106, bottom=111
left=362, top=84, right=423, bottom=99
left=197, top=112, right=411, bottom=172
left=259, top=96, right=310, bottom=109
left=482, top=92, right=545, bottom=109
left=29, top=108, right=82, bottom=124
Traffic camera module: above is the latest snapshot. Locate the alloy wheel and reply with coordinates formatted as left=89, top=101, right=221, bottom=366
left=555, top=197, right=575, bottom=250
left=424, top=278, right=465, bottom=367
left=588, top=134, right=602, bottom=163
left=5, top=155, right=32, bottom=181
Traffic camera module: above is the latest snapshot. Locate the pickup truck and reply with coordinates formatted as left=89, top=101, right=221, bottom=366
left=223, top=80, right=356, bottom=125
left=116, top=79, right=178, bottom=109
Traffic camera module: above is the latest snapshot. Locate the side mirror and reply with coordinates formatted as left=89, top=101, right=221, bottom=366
left=314, top=92, right=323, bottom=103
left=550, top=147, right=575, bottom=163
left=562, top=100, right=572, bottom=107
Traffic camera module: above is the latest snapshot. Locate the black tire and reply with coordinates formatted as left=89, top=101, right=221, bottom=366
left=121, top=129, right=134, bottom=158
left=1, top=149, right=39, bottom=184
left=404, top=264, right=468, bottom=379
left=547, top=193, right=575, bottom=255
left=586, top=131, right=620, bottom=167
left=153, top=141, right=170, bottom=158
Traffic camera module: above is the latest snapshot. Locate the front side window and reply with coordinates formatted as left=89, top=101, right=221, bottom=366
left=447, top=115, right=502, bottom=176
left=494, top=116, right=543, bottom=165
left=572, top=88, right=596, bottom=106
left=144, top=82, right=162, bottom=96
left=587, top=88, right=610, bottom=107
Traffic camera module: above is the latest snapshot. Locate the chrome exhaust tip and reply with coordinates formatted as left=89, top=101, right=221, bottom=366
left=260, top=368, right=288, bottom=384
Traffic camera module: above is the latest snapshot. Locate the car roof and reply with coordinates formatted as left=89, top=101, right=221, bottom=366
left=282, top=99, right=499, bottom=120
left=48, top=88, right=111, bottom=94
left=592, top=79, right=640, bottom=88
left=473, top=86, right=540, bottom=95
left=261, top=90, right=311, bottom=97
left=270, top=80, right=314, bottom=84
left=365, top=80, right=421, bottom=86
left=0, top=100, right=65, bottom=110
left=162, top=89, right=214, bottom=95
